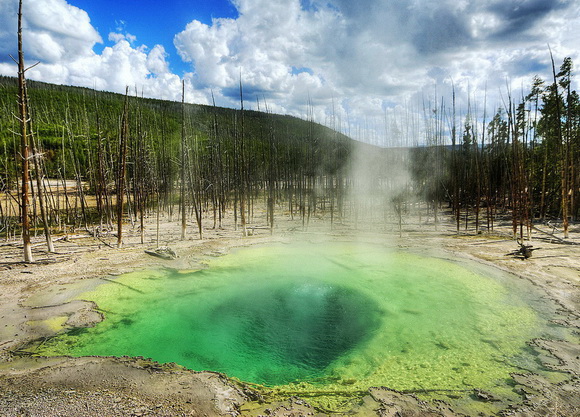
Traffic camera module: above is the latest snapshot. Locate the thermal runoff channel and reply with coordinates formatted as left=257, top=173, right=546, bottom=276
left=35, top=242, right=564, bottom=412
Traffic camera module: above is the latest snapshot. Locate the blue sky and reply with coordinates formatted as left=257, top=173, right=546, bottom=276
left=0, top=0, right=579, bottom=145
left=67, top=0, right=239, bottom=75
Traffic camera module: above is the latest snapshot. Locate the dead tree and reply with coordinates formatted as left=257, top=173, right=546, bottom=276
left=186, top=134, right=203, bottom=239
left=238, top=75, right=247, bottom=236
left=180, top=80, right=187, bottom=240
left=549, top=49, right=569, bottom=238
left=10, top=3, right=54, bottom=254
left=12, top=0, right=34, bottom=261
left=29, top=118, right=54, bottom=252
left=116, top=88, right=129, bottom=248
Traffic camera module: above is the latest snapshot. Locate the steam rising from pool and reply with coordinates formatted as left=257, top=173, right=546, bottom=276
left=36, top=242, right=565, bottom=413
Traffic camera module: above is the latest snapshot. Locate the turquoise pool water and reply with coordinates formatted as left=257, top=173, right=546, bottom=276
left=35, top=241, right=565, bottom=413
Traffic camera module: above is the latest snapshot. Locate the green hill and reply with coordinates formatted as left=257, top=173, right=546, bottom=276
left=0, top=76, right=365, bottom=236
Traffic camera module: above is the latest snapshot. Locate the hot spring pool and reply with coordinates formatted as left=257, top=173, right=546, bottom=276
left=34, top=242, right=565, bottom=413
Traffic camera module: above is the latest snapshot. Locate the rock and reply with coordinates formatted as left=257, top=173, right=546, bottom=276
left=473, top=389, right=499, bottom=402
left=144, top=246, right=177, bottom=260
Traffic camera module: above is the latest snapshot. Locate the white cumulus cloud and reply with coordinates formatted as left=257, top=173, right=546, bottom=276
left=0, top=0, right=205, bottom=103
left=1, top=0, right=579, bottom=144
left=0, top=0, right=101, bottom=63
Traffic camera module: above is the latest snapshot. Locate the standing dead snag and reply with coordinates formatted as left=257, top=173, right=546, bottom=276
left=13, top=0, right=34, bottom=261
left=116, top=87, right=129, bottom=248
left=12, top=0, right=54, bottom=254
left=238, top=74, right=247, bottom=236
left=30, top=112, right=55, bottom=253
left=180, top=80, right=187, bottom=240
left=549, top=48, right=570, bottom=238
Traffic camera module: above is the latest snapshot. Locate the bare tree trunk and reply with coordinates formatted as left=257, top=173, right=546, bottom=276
left=30, top=127, right=54, bottom=252
left=180, top=80, right=187, bottom=240
left=238, top=76, right=247, bottom=236
left=539, top=136, right=549, bottom=221
left=263, top=98, right=276, bottom=233
left=137, top=98, right=146, bottom=244
left=186, top=134, right=203, bottom=239
left=210, top=91, right=224, bottom=229
left=15, top=0, right=33, bottom=262
left=116, top=88, right=129, bottom=248
left=549, top=50, right=569, bottom=238
left=451, top=88, right=460, bottom=233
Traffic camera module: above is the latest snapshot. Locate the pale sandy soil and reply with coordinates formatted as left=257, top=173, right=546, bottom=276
left=0, top=207, right=578, bottom=417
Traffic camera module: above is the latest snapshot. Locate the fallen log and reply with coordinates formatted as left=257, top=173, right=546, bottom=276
left=532, top=225, right=580, bottom=245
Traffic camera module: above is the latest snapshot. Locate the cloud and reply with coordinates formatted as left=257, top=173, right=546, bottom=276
left=0, top=0, right=102, bottom=64
left=0, top=0, right=206, bottom=104
left=109, top=32, right=137, bottom=45
left=21, top=39, right=202, bottom=103
left=175, top=0, right=369, bottom=115
left=1, top=0, right=579, bottom=145
left=173, top=0, right=580, bottom=125
left=487, top=0, right=570, bottom=38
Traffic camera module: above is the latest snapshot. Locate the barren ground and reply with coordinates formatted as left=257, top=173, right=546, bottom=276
left=0, top=208, right=578, bottom=417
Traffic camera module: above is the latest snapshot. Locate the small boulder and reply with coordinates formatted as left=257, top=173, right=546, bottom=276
left=144, top=246, right=177, bottom=260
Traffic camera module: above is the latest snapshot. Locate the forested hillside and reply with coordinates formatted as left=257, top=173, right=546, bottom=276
left=0, top=75, right=363, bottom=245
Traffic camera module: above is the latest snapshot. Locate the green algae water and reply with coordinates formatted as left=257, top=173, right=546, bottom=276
left=35, top=242, right=565, bottom=413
